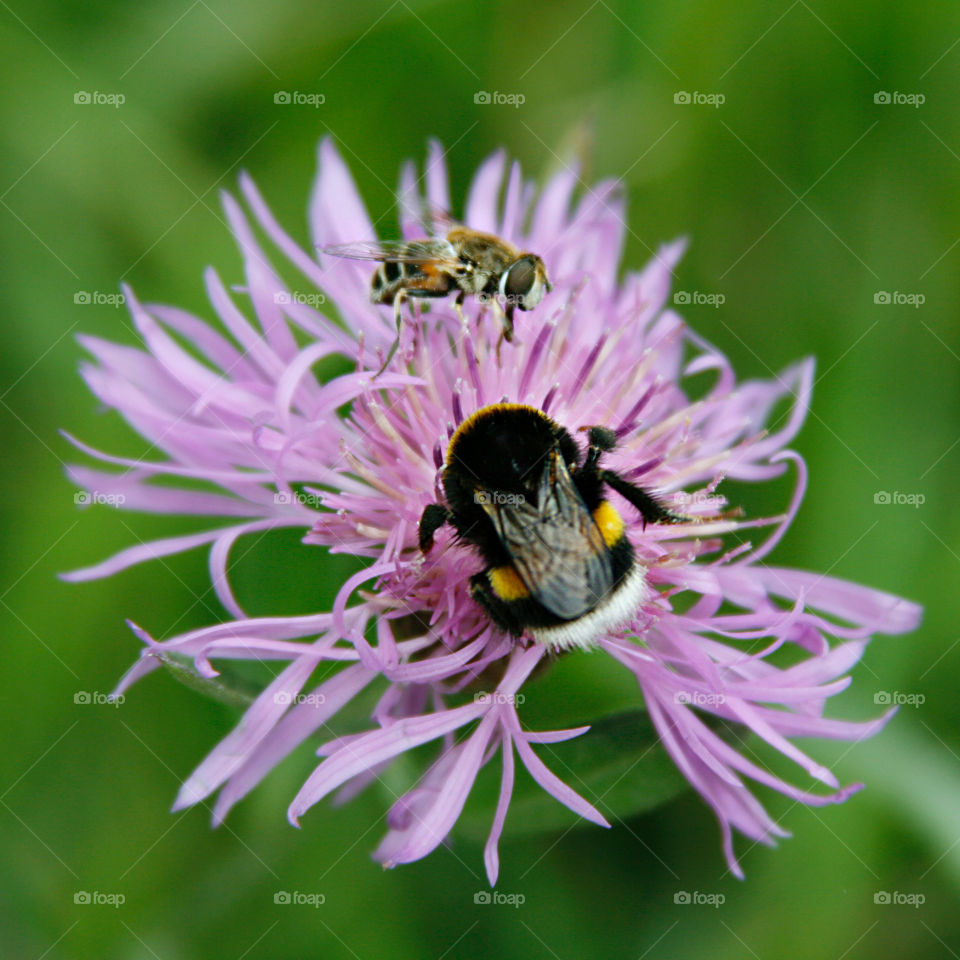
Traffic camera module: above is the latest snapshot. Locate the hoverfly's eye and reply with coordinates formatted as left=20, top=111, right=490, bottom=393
left=502, top=256, right=538, bottom=305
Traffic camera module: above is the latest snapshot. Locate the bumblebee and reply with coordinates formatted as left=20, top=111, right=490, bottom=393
left=323, top=224, right=551, bottom=371
left=418, top=403, right=681, bottom=650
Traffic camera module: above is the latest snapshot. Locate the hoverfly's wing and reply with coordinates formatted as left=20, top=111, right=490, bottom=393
left=423, top=205, right=463, bottom=236
left=321, top=239, right=461, bottom=266
left=478, top=450, right=613, bottom=620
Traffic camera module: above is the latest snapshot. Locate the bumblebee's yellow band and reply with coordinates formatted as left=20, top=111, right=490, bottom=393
left=592, top=500, right=625, bottom=547
left=488, top=565, right=530, bottom=601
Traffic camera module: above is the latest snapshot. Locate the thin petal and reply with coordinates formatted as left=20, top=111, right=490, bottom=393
left=511, top=722, right=609, bottom=828
left=484, top=731, right=515, bottom=887
left=288, top=701, right=487, bottom=824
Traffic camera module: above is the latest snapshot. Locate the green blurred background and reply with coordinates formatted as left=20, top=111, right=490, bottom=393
left=2, top=1, right=958, bottom=956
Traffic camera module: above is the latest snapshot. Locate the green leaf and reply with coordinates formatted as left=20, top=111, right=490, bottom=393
left=852, top=726, right=960, bottom=894
left=156, top=652, right=261, bottom=710
left=459, top=710, right=691, bottom=840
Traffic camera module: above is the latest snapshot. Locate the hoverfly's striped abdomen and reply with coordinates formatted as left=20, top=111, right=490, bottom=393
left=371, top=256, right=456, bottom=306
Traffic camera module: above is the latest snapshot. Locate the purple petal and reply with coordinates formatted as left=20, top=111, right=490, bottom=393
left=484, top=731, right=515, bottom=887
left=382, top=711, right=500, bottom=865
left=510, top=719, right=610, bottom=829
left=174, top=651, right=326, bottom=810
left=288, top=701, right=488, bottom=824
left=62, top=526, right=243, bottom=582
left=424, top=138, right=450, bottom=214
left=67, top=466, right=265, bottom=517
left=465, top=150, right=505, bottom=233
left=212, top=663, right=376, bottom=824
left=750, top=567, right=923, bottom=635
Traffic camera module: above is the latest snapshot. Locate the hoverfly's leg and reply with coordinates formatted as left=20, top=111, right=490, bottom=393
left=492, top=299, right=515, bottom=365
left=418, top=503, right=452, bottom=552
left=375, top=290, right=407, bottom=377
left=502, top=302, right=516, bottom=343
left=601, top=470, right=685, bottom=528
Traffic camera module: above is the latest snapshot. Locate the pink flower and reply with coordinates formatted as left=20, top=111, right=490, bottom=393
left=66, top=139, right=921, bottom=883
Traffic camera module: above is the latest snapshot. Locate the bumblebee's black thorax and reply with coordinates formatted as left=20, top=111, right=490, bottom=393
left=442, top=404, right=584, bottom=562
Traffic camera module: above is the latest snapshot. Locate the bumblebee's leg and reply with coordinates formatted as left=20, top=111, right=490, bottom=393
left=601, top=470, right=684, bottom=527
left=453, top=290, right=466, bottom=323
left=469, top=572, right=524, bottom=637
left=569, top=426, right=619, bottom=504
left=418, top=503, right=452, bottom=552
left=584, top=427, right=618, bottom=470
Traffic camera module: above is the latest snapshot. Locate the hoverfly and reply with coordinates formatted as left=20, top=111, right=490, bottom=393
left=323, top=222, right=551, bottom=372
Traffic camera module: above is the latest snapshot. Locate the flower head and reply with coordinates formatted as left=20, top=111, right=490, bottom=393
left=66, top=139, right=921, bottom=883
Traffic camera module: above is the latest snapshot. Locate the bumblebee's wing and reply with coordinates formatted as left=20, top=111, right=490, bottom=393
left=478, top=451, right=613, bottom=620
left=321, top=239, right=461, bottom=266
